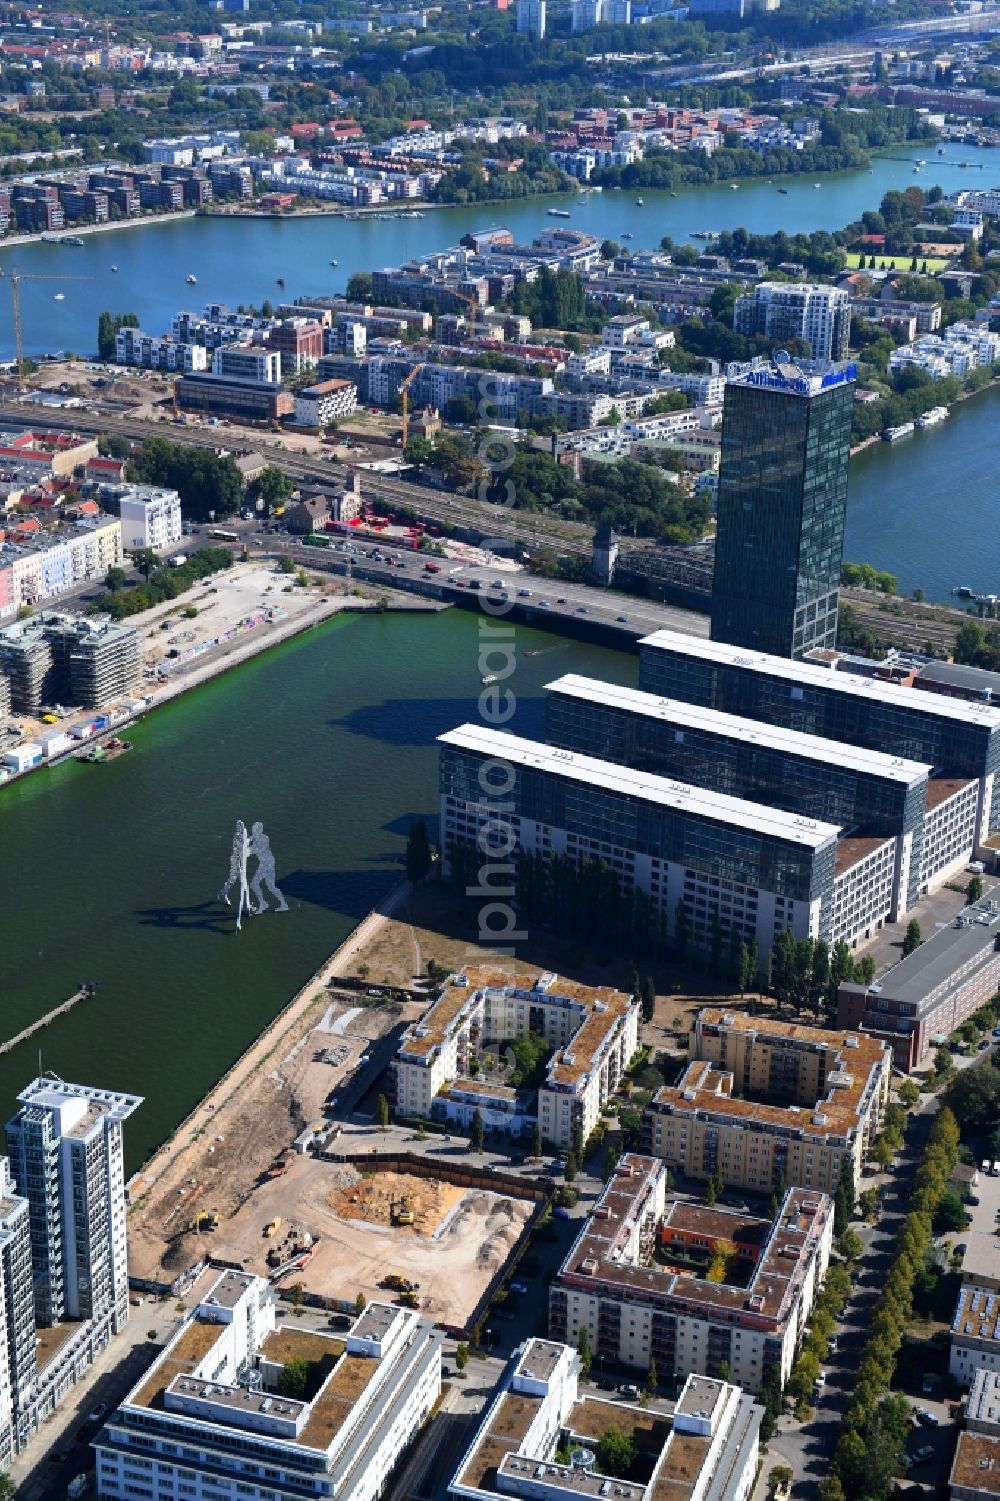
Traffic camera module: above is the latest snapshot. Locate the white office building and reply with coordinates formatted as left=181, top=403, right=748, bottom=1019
left=212, top=345, right=282, bottom=385
left=96, top=1277, right=443, bottom=1501
left=452, top=1338, right=761, bottom=1501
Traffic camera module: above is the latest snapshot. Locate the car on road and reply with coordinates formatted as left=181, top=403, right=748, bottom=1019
left=813, top=1373, right=827, bottom=1390
left=616, top=614, right=627, bottom=622
left=914, top=1409, right=939, bottom=1426
left=557, top=597, right=567, bottom=604
left=576, top=605, right=588, bottom=613
left=509, top=1281, right=528, bottom=1295
left=89, top=1403, right=107, bottom=1423
left=495, top=1309, right=516, bottom=1323
left=618, top=1384, right=640, bottom=1400
left=909, top=1446, right=935, bottom=1466
left=922, top=1374, right=940, bottom=1395
left=517, top=588, right=531, bottom=597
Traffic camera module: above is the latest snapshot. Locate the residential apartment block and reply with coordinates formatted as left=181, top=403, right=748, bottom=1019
left=0, top=612, right=140, bottom=714
left=0, top=1161, right=33, bottom=1469
left=648, top=1009, right=892, bottom=1196
left=95, top=1280, right=442, bottom=1501
left=450, top=1338, right=761, bottom=1501
left=638, top=629, right=1000, bottom=843
left=734, top=283, right=851, bottom=362
left=392, top=966, right=640, bottom=1149
left=95, top=483, right=182, bottom=553
left=0, top=515, right=123, bottom=620
left=548, top=1154, right=834, bottom=1390
left=4, top=1078, right=142, bottom=1454
left=294, top=378, right=359, bottom=428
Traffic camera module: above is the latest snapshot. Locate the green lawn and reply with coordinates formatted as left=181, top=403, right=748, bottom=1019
left=845, top=251, right=950, bottom=274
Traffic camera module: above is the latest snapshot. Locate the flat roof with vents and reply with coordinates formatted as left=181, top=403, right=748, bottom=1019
left=546, top=674, right=932, bottom=786
left=439, top=725, right=841, bottom=851
left=639, top=628, right=1000, bottom=730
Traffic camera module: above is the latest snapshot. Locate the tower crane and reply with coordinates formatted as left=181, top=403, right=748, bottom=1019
left=399, top=362, right=424, bottom=449
left=2, top=267, right=94, bottom=391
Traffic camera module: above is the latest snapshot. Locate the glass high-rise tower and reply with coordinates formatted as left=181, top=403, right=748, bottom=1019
left=710, top=359, right=855, bottom=660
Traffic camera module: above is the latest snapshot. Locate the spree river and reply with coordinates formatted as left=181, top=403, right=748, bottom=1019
left=0, top=608, right=635, bottom=1169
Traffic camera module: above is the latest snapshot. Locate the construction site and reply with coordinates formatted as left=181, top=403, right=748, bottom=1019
left=207, top=1156, right=538, bottom=1329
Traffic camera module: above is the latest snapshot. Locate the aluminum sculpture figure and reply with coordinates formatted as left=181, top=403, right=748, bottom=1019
left=220, top=820, right=286, bottom=929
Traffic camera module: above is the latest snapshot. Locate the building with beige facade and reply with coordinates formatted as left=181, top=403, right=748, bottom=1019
left=548, top=1154, right=834, bottom=1392
left=391, top=967, right=640, bottom=1151
left=648, top=1010, right=892, bottom=1197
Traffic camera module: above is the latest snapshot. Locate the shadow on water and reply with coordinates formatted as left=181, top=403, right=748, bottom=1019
left=135, top=900, right=235, bottom=935
left=332, top=696, right=483, bottom=745
left=280, top=867, right=396, bottom=918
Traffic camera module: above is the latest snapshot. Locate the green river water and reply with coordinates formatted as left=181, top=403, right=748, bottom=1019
left=0, top=607, right=635, bottom=1169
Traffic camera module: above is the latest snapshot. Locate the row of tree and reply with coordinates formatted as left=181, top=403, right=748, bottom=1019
left=823, top=1108, right=960, bottom=1501
left=92, top=546, right=232, bottom=620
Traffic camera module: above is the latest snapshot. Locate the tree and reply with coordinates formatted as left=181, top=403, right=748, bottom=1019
left=833, top=1162, right=855, bottom=1237
left=97, top=308, right=139, bottom=359
left=104, top=565, right=127, bottom=592
left=641, top=977, right=655, bottom=1025
left=838, top=1227, right=864, bottom=1262
left=934, top=1045, right=955, bottom=1081
left=646, top=1357, right=658, bottom=1395
left=739, top=940, right=758, bottom=998
left=758, top=1365, right=783, bottom=1444
left=405, top=820, right=432, bottom=884
left=934, top=1187, right=968, bottom=1234
left=968, top=875, right=984, bottom=904
left=455, top=1343, right=470, bottom=1374
left=564, top=1151, right=579, bottom=1184
left=278, top=1356, right=310, bottom=1398
left=577, top=1322, right=592, bottom=1377
left=706, top=1168, right=723, bottom=1206
left=376, top=1094, right=390, bottom=1130
left=355, top=1291, right=367, bottom=1315
left=248, top=465, right=294, bottom=516
left=816, top=1477, right=847, bottom=1501
left=128, top=437, right=244, bottom=522
left=941, top=1057, right=1000, bottom=1131
left=902, top=917, right=922, bottom=956
left=898, top=1079, right=921, bottom=1109
left=469, top=1110, right=485, bottom=1153
left=595, top=1428, right=637, bottom=1478
left=131, top=547, right=160, bottom=580
left=531, top=1122, right=542, bottom=1158
left=769, top=1467, right=793, bottom=1494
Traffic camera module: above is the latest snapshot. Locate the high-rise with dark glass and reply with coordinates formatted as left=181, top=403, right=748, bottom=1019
left=710, top=359, right=855, bottom=660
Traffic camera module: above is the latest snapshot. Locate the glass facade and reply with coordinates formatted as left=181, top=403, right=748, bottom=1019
left=638, top=642, right=1000, bottom=835
left=440, top=743, right=834, bottom=904
left=710, top=370, right=854, bottom=660
left=545, top=686, right=925, bottom=844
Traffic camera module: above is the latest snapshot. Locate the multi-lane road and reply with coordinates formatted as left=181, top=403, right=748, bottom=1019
left=253, top=530, right=709, bottom=642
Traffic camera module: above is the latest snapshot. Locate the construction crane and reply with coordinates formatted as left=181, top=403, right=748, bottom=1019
left=399, top=362, right=424, bottom=449
left=3, top=266, right=94, bottom=391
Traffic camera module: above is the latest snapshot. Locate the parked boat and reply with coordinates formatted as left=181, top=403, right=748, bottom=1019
left=186, top=274, right=197, bottom=284
left=330, top=259, right=338, bottom=266
left=277, top=277, right=285, bottom=287
left=882, top=422, right=915, bottom=442
left=53, top=293, right=64, bottom=301
left=81, top=737, right=133, bottom=764
left=635, top=196, right=644, bottom=206
left=111, top=264, right=118, bottom=272
left=917, top=405, right=948, bottom=428
left=63, top=235, right=85, bottom=246
left=547, top=208, right=571, bottom=218
left=778, top=187, right=788, bottom=194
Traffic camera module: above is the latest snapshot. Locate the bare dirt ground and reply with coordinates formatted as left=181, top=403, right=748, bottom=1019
left=358, top=885, right=733, bottom=1051
left=127, top=993, right=420, bottom=1283
left=209, top=1159, right=533, bottom=1325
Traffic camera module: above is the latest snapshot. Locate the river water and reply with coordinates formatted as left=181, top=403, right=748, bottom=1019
left=0, top=608, right=635, bottom=1168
